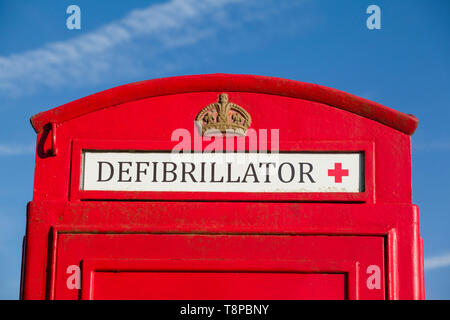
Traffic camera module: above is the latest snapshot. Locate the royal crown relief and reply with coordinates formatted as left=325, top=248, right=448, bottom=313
left=195, top=93, right=251, bottom=136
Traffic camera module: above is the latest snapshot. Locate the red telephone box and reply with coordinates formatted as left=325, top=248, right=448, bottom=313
left=21, top=74, right=424, bottom=300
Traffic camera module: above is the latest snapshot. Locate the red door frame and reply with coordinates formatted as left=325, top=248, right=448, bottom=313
left=22, top=200, right=423, bottom=300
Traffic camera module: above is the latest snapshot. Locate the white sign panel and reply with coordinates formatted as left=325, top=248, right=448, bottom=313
left=82, top=152, right=363, bottom=193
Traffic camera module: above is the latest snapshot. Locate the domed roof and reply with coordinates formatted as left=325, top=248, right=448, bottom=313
left=30, top=73, right=418, bottom=135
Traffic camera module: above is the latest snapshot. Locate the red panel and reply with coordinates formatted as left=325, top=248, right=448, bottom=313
left=92, top=272, right=346, bottom=300
left=52, top=233, right=384, bottom=300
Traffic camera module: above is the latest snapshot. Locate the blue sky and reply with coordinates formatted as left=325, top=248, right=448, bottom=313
left=0, top=0, right=449, bottom=299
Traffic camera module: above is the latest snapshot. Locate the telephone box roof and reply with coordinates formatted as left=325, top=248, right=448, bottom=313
left=30, top=73, right=418, bottom=135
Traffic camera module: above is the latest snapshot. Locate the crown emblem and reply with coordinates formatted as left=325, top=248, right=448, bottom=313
left=195, top=93, right=251, bottom=136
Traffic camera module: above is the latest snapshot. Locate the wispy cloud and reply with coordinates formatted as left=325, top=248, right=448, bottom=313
left=0, top=0, right=307, bottom=97
left=356, top=90, right=377, bottom=101
left=425, top=252, right=450, bottom=271
left=0, top=0, right=240, bottom=96
left=413, top=141, right=450, bottom=152
left=0, top=144, right=34, bottom=156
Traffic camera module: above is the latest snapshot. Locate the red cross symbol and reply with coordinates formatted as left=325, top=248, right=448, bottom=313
left=328, top=162, right=349, bottom=183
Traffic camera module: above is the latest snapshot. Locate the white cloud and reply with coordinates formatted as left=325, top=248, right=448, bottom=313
left=425, top=252, right=450, bottom=271
left=0, top=0, right=247, bottom=96
left=413, top=141, right=450, bottom=152
left=0, top=144, right=34, bottom=156
left=0, top=0, right=311, bottom=97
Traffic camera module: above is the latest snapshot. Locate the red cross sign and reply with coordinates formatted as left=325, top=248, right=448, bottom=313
left=328, top=162, right=349, bottom=183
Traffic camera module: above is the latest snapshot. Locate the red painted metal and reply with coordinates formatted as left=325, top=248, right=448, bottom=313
left=30, top=74, right=418, bottom=135
left=21, top=74, right=423, bottom=300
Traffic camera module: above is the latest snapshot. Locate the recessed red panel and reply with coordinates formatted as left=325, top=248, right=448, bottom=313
left=52, top=233, right=385, bottom=300
left=91, top=272, right=347, bottom=300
